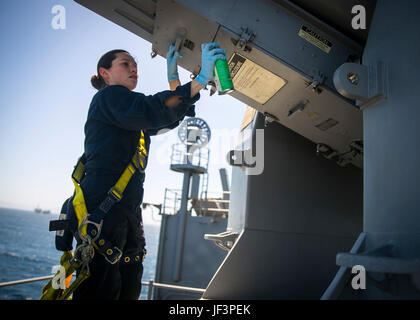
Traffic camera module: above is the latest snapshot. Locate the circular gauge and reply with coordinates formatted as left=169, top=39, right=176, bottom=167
left=178, top=117, right=211, bottom=147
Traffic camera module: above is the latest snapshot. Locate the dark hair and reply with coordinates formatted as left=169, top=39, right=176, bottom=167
left=91, top=49, right=129, bottom=90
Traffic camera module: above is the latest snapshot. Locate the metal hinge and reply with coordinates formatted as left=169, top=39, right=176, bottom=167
left=333, top=61, right=388, bottom=109
left=231, top=26, right=256, bottom=53
left=204, top=231, right=239, bottom=251
left=305, top=68, right=326, bottom=94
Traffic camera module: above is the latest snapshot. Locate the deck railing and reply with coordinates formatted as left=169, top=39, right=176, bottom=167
left=0, top=275, right=205, bottom=300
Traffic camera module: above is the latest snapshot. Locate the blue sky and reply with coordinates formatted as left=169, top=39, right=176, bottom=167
left=0, top=0, right=246, bottom=223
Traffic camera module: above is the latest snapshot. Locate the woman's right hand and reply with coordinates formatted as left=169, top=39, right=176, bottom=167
left=166, top=44, right=182, bottom=82
left=195, top=42, right=227, bottom=88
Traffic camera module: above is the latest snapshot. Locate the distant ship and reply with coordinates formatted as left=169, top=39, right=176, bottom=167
left=34, top=207, right=50, bottom=214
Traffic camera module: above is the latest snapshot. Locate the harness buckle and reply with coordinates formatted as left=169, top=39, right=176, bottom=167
left=108, top=187, right=122, bottom=202
left=104, top=247, right=122, bottom=265
left=134, top=147, right=146, bottom=173
left=77, top=215, right=123, bottom=265
left=74, top=241, right=95, bottom=265
left=78, top=215, right=103, bottom=243
left=99, top=194, right=119, bottom=214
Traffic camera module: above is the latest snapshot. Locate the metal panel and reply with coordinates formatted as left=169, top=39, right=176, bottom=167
left=154, top=214, right=227, bottom=299
left=245, top=113, right=363, bottom=236
left=226, top=166, right=248, bottom=233
left=175, top=0, right=237, bottom=27
left=214, top=27, right=362, bottom=167
left=75, top=0, right=157, bottom=42
left=173, top=0, right=364, bottom=167
left=177, top=0, right=363, bottom=84
left=152, top=0, right=220, bottom=76
left=205, top=112, right=362, bottom=299
left=226, top=115, right=255, bottom=233
left=322, top=0, right=420, bottom=300
left=189, top=174, right=200, bottom=198
left=177, top=0, right=375, bottom=46
left=362, top=1, right=420, bottom=233
left=222, top=0, right=362, bottom=87
left=203, top=228, right=356, bottom=299
left=275, top=0, right=377, bottom=46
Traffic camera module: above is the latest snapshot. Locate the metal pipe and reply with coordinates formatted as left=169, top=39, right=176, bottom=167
left=147, top=280, right=154, bottom=300
left=203, top=208, right=229, bottom=212
left=154, top=212, right=168, bottom=299
left=0, top=275, right=54, bottom=288
left=172, top=170, right=192, bottom=281
left=151, top=282, right=205, bottom=293
left=0, top=276, right=205, bottom=297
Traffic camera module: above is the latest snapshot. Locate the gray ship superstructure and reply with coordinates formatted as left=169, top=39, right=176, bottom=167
left=74, top=0, right=420, bottom=299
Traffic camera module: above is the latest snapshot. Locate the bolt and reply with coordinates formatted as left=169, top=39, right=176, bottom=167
left=347, top=73, right=359, bottom=85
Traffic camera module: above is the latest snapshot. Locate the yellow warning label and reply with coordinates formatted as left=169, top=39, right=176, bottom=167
left=227, top=53, right=286, bottom=105
left=298, top=25, right=332, bottom=54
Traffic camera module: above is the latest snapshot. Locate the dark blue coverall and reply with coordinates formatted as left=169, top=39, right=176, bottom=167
left=72, top=81, right=200, bottom=300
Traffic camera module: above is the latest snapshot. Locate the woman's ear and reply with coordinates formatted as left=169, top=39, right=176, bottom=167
left=99, top=67, right=109, bottom=81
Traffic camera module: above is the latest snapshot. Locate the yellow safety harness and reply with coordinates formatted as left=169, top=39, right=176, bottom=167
left=41, top=131, right=148, bottom=300
left=72, top=130, right=148, bottom=242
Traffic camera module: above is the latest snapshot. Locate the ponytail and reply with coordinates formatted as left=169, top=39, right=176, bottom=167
left=91, top=49, right=129, bottom=90
left=91, top=74, right=106, bottom=90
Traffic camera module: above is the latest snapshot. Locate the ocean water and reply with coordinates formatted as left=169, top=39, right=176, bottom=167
left=0, top=207, right=161, bottom=300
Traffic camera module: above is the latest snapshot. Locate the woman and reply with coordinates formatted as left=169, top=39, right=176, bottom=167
left=72, top=42, right=226, bottom=300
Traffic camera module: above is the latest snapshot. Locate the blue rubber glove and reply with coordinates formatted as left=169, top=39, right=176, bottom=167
left=195, top=42, right=227, bottom=87
left=166, top=44, right=183, bottom=82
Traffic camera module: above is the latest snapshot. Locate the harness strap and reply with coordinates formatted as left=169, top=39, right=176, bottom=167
left=121, top=249, right=147, bottom=265
left=88, top=227, right=122, bottom=264
left=72, top=154, right=86, bottom=184
left=105, top=130, right=148, bottom=201
left=72, top=130, right=148, bottom=264
left=72, top=176, right=89, bottom=236
left=40, top=251, right=85, bottom=300
left=43, top=132, right=148, bottom=299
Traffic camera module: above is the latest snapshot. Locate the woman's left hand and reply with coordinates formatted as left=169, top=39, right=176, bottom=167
left=166, top=44, right=183, bottom=82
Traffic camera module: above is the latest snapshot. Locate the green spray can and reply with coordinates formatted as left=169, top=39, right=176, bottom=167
left=213, top=58, right=234, bottom=94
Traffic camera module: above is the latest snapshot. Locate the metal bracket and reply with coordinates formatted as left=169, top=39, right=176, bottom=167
left=287, top=100, right=309, bottom=117
left=316, top=142, right=362, bottom=167
left=349, top=139, right=363, bottom=156
left=173, top=27, right=187, bottom=52
left=337, top=243, right=420, bottom=274
left=208, top=80, right=217, bottom=96
left=204, top=231, right=239, bottom=251
left=337, top=243, right=420, bottom=292
left=316, top=143, right=337, bottom=159
left=231, top=26, right=256, bottom=53
left=333, top=61, right=388, bottom=109
left=305, top=69, right=325, bottom=94
left=263, top=112, right=278, bottom=127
